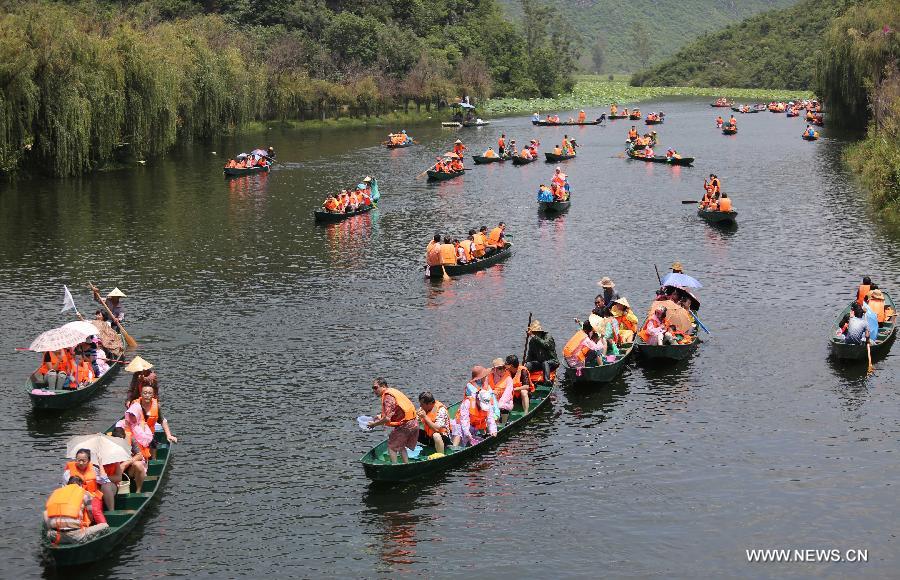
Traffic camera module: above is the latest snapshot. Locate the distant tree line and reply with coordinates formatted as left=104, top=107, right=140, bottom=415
left=0, top=0, right=576, bottom=176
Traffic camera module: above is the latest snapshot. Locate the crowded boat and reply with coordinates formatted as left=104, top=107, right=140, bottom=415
left=223, top=147, right=274, bottom=171
left=538, top=167, right=571, bottom=202
left=386, top=130, right=413, bottom=147
left=319, top=177, right=377, bottom=214
left=424, top=222, right=508, bottom=274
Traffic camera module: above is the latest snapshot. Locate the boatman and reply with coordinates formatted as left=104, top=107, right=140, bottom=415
left=92, top=286, right=126, bottom=330
left=368, top=379, right=419, bottom=464
left=453, top=139, right=466, bottom=158
left=578, top=110, right=586, bottom=123
left=498, top=134, right=506, bottom=156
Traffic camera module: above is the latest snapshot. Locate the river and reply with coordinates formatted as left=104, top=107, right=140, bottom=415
left=1, top=97, right=898, bottom=578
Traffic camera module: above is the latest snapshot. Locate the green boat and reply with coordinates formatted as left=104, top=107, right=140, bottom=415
left=223, top=164, right=270, bottom=177
left=722, top=125, right=737, bottom=135
left=29, top=334, right=125, bottom=411
left=607, top=114, right=629, bottom=119
left=360, top=381, right=554, bottom=482
left=697, top=208, right=737, bottom=223
left=564, top=341, right=634, bottom=384
left=426, top=169, right=465, bottom=181
left=627, top=149, right=694, bottom=166
left=472, top=155, right=505, bottom=164
left=538, top=199, right=570, bottom=214
left=511, top=155, right=537, bottom=166
left=427, top=244, right=513, bottom=279
left=314, top=203, right=375, bottom=223
left=829, top=291, right=897, bottom=361
left=544, top=152, right=575, bottom=162
left=636, top=327, right=700, bottom=362
left=802, top=133, right=819, bottom=141
left=43, top=426, right=173, bottom=566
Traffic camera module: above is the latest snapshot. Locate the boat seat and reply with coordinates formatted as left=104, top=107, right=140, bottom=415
left=114, top=492, right=149, bottom=510
left=103, top=509, right=137, bottom=526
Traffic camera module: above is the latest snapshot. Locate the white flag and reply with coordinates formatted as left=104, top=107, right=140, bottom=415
left=61, top=285, right=76, bottom=313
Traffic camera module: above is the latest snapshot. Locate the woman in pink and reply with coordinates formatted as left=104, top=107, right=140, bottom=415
left=644, top=306, right=673, bottom=345
left=450, top=390, right=498, bottom=447
left=486, top=358, right=514, bottom=423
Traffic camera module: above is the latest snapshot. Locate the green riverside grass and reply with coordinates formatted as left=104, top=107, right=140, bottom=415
left=481, top=78, right=813, bottom=116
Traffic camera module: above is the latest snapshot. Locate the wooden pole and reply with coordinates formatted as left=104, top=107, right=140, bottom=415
left=89, top=282, right=137, bottom=348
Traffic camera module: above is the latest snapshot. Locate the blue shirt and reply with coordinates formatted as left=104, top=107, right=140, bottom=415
left=537, top=188, right=554, bottom=202
left=863, top=304, right=879, bottom=342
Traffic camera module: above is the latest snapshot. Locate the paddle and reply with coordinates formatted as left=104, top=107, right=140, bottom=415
left=89, top=282, right=137, bottom=348
left=522, top=312, right=533, bottom=364
left=682, top=200, right=701, bottom=204
left=691, top=310, right=711, bottom=335
left=866, top=336, right=874, bottom=374
left=654, top=264, right=662, bottom=286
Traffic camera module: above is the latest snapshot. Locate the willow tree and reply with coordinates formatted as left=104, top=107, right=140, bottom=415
left=816, top=0, right=899, bottom=129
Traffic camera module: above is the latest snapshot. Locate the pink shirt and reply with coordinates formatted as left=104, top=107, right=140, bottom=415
left=458, top=398, right=498, bottom=438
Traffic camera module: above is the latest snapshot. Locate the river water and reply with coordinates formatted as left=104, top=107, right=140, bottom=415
left=1, top=98, right=898, bottom=578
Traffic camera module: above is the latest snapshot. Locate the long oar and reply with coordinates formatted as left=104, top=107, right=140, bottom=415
left=866, top=337, right=874, bottom=374
left=522, top=312, right=533, bottom=364
left=691, top=310, right=711, bottom=335
left=89, top=282, right=137, bottom=348
left=682, top=200, right=701, bottom=204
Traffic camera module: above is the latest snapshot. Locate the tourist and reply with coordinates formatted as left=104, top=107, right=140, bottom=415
left=31, top=349, right=75, bottom=390
left=610, top=298, right=639, bottom=344
left=131, top=383, right=178, bottom=452
left=416, top=391, right=451, bottom=454
left=505, top=354, right=532, bottom=414
left=643, top=306, right=675, bottom=345
left=594, top=277, right=620, bottom=315
left=485, top=358, right=514, bottom=423
left=856, top=276, right=872, bottom=306
left=524, top=320, right=559, bottom=383
left=862, top=294, right=880, bottom=342
left=486, top=222, right=506, bottom=253
left=62, top=449, right=115, bottom=515
left=440, top=235, right=457, bottom=266
left=104, top=426, right=147, bottom=493
left=367, top=379, right=419, bottom=464
left=451, top=389, right=497, bottom=447
left=563, top=320, right=606, bottom=374
left=43, top=476, right=109, bottom=544
left=843, top=303, right=870, bottom=345
left=498, top=134, right=506, bottom=156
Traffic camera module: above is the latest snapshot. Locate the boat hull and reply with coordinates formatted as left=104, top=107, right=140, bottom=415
left=627, top=151, right=694, bottom=166
left=697, top=209, right=737, bottom=223
left=426, top=169, right=465, bottom=181
left=472, top=155, right=504, bottom=164
left=224, top=165, right=270, bottom=177
left=533, top=120, right=602, bottom=126
left=544, top=152, right=575, bottom=162
left=428, top=244, right=513, bottom=278
left=386, top=141, right=414, bottom=149
left=564, top=342, right=634, bottom=384
left=360, top=382, right=553, bottom=482
left=314, top=204, right=375, bottom=223
left=722, top=126, right=737, bottom=135
left=636, top=336, right=700, bottom=362
left=511, top=156, right=537, bottom=166
left=538, top=200, right=570, bottom=213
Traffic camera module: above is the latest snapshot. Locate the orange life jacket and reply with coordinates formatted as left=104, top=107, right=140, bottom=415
left=45, top=484, right=90, bottom=532
left=528, top=368, right=555, bottom=384
left=38, top=351, right=61, bottom=375
left=578, top=112, right=586, bottom=122
left=75, top=359, right=94, bottom=384
left=487, top=227, right=504, bottom=248
left=472, top=233, right=487, bottom=257
left=498, top=137, right=505, bottom=148
left=423, top=401, right=449, bottom=437
left=460, top=240, right=474, bottom=261
left=130, top=398, right=159, bottom=431
left=382, top=388, right=416, bottom=426
left=456, top=396, right=488, bottom=431
left=868, top=295, right=886, bottom=323
left=511, top=365, right=535, bottom=393
left=324, top=198, right=338, bottom=211
left=562, top=330, right=589, bottom=362
left=440, top=243, right=457, bottom=265
left=718, top=197, right=732, bottom=211
left=486, top=370, right=510, bottom=400
left=124, top=412, right=152, bottom=460
left=65, top=461, right=101, bottom=499
left=856, top=285, right=870, bottom=306
left=615, top=314, right=638, bottom=333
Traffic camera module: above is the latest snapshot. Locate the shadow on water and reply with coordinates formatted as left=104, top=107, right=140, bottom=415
left=559, top=372, right=631, bottom=425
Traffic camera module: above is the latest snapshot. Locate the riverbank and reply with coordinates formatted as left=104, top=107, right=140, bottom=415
left=845, top=128, right=900, bottom=212
left=480, top=77, right=812, bottom=115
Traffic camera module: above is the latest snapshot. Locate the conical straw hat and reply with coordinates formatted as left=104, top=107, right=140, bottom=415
left=124, top=355, right=153, bottom=373
left=107, top=287, right=127, bottom=298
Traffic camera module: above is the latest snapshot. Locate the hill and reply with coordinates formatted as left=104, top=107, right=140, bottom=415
left=630, top=0, right=854, bottom=89
left=498, top=0, right=798, bottom=73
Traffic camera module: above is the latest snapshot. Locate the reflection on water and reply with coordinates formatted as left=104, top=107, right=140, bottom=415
left=1, top=97, right=899, bottom=577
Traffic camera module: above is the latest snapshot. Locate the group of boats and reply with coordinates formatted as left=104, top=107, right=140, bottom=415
left=712, top=97, right=825, bottom=140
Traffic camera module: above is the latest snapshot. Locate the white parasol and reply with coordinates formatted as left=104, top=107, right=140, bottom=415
left=28, top=322, right=97, bottom=352
left=66, top=433, right=132, bottom=467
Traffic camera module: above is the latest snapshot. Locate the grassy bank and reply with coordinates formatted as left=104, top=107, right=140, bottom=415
left=238, top=110, right=441, bottom=134
left=846, top=130, right=900, bottom=211
left=481, top=77, right=812, bottom=115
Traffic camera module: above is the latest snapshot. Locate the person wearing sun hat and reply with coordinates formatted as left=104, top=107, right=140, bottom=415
left=452, top=139, right=466, bottom=158
left=670, top=261, right=684, bottom=274
left=125, top=356, right=157, bottom=403
left=92, top=286, right=126, bottom=331
left=610, top=297, right=639, bottom=344
left=485, top=358, right=514, bottom=423
left=524, top=320, right=559, bottom=384
left=594, top=277, right=620, bottom=316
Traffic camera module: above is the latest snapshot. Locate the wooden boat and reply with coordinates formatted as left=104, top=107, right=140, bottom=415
left=461, top=120, right=490, bottom=127
left=710, top=101, right=732, bottom=107
left=223, top=164, right=270, bottom=177
left=427, top=168, right=465, bottom=181
left=731, top=106, right=761, bottom=114
left=538, top=199, right=570, bottom=213
left=29, top=334, right=126, bottom=411
left=802, top=133, right=819, bottom=141
left=544, top=152, right=575, bottom=162
left=385, top=140, right=414, bottom=149
left=627, top=149, right=694, bottom=166
left=697, top=207, right=737, bottom=223
left=722, top=125, right=737, bottom=135
left=829, top=292, right=897, bottom=361
left=533, top=119, right=603, bottom=126
left=441, top=121, right=462, bottom=128
left=607, top=114, right=629, bottom=120
left=360, top=380, right=553, bottom=482
left=636, top=328, right=700, bottom=362
left=564, top=341, right=634, bottom=384
left=786, top=110, right=799, bottom=117
left=43, top=425, right=172, bottom=566
left=644, top=118, right=664, bottom=125
left=314, top=203, right=375, bottom=223
left=472, top=155, right=505, bottom=164
left=428, top=243, right=513, bottom=279
left=511, top=155, right=537, bottom=166
left=629, top=113, right=641, bottom=120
